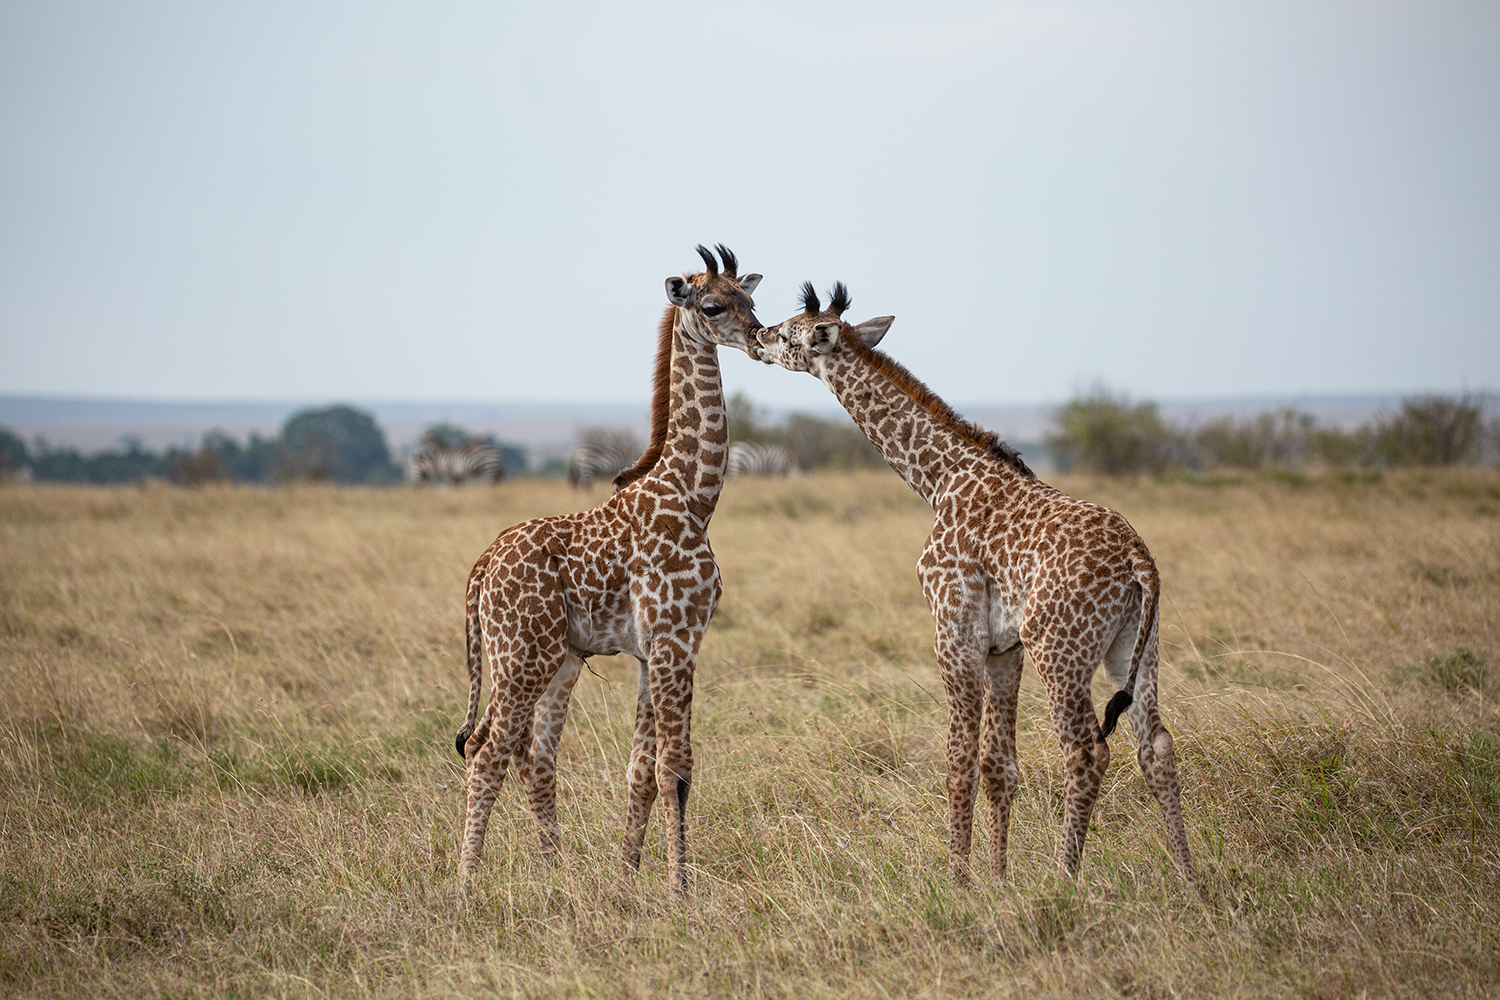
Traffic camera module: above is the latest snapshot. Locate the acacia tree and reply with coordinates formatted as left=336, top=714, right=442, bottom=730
left=279, top=406, right=401, bottom=483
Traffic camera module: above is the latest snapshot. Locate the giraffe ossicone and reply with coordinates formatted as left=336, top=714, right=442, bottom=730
left=455, top=244, right=762, bottom=895
left=753, top=282, right=1195, bottom=887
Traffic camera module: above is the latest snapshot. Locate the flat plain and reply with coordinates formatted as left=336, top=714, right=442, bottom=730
left=1, top=470, right=1497, bottom=998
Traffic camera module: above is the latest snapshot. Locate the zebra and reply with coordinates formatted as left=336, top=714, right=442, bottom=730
left=409, top=435, right=505, bottom=485
left=727, top=441, right=799, bottom=479
left=567, top=441, right=641, bottom=489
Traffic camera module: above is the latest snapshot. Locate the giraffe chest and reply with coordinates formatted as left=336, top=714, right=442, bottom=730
left=559, top=516, right=719, bottom=659
left=917, top=493, right=1051, bottom=653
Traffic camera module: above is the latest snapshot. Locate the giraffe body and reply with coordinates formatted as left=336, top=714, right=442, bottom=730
left=456, top=247, right=762, bottom=894
left=754, top=284, right=1194, bottom=886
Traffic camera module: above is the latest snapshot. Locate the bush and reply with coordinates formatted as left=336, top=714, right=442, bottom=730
left=1046, top=387, right=1176, bottom=474
left=1191, top=409, right=1316, bottom=469
left=1045, top=389, right=1494, bottom=475
left=725, top=393, right=883, bottom=471
left=0, top=427, right=29, bottom=479
left=780, top=413, right=886, bottom=471
left=1374, top=394, right=1485, bottom=466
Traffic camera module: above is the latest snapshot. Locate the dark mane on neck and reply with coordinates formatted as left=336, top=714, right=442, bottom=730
left=612, top=306, right=676, bottom=490
left=839, top=331, right=1036, bottom=479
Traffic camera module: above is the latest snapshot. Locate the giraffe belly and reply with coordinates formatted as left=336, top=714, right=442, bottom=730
left=985, top=588, right=1022, bottom=656
left=565, top=593, right=644, bottom=660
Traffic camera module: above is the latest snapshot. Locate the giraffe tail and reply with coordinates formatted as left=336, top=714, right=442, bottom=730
left=1102, top=543, right=1160, bottom=739
left=455, top=552, right=488, bottom=760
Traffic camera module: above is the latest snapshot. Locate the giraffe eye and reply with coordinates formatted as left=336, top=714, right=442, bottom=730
left=702, top=303, right=725, bottom=317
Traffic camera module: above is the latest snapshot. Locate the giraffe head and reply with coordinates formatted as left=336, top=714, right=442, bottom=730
left=755, top=281, right=895, bottom=378
left=665, top=244, right=766, bottom=358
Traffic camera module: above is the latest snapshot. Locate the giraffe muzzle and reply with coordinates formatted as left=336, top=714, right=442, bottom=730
left=744, top=332, right=766, bottom=363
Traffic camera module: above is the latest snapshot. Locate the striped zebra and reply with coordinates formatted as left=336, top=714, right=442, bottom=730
left=567, top=441, right=640, bottom=489
left=727, top=441, right=799, bottom=479
left=409, top=435, right=505, bottom=485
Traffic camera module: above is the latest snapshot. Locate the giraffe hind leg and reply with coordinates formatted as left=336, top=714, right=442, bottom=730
left=1136, top=717, right=1195, bottom=885
left=1035, top=641, right=1113, bottom=878
left=459, top=575, right=570, bottom=881
left=513, top=652, right=585, bottom=858
left=1122, top=691, right=1195, bottom=886
left=981, top=645, right=1024, bottom=880
left=1103, top=608, right=1196, bottom=886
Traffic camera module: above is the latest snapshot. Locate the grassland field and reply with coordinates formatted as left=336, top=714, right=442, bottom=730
left=1, top=469, right=1498, bottom=998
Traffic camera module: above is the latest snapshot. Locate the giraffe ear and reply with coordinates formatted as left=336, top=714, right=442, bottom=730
left=665, top=275, right=696, bottom=307
left=809, top=321, right=841, bottom=355
left=737, top=273, right=763, bottom=296
left=851, top=315, right=894, bottom=348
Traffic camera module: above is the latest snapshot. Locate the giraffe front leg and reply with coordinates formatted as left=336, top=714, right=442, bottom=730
left=981, top=646, right=1024, bottom=881
left=648, top=631, right=700, bottom=896
left=935, top=630, right=986, bottom=887
left=515, top=653, right=584, bottom=859
left=621, top=657, right=658, bottom=874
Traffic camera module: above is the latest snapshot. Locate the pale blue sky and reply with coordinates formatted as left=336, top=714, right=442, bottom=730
left=2, top=1, right=1496, bottom=409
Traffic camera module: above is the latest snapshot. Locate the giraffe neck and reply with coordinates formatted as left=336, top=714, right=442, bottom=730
left=817, top=348, right=990, bottom=505
left=642, top=317, right=727, bottom=519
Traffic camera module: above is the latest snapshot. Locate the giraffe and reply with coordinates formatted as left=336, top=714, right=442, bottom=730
left=752, top=282, right=1195, bottom=887
left=455, top=245, right=763, bottom=894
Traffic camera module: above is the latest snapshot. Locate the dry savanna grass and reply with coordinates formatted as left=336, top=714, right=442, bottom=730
left=1, top=470, right=1498, bottom=998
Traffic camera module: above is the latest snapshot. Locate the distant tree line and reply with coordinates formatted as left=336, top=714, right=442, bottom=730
left=553, top=394, right=888, bottom=479
left=726, top=392, right=887, bottom=471
left=1046, top=388, right=1499, bottom=475
left=0, top=405, right=413, bottom=485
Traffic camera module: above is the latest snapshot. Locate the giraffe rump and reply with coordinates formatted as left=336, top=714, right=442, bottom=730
left=837, top=333, right=1036, bottom=478
left=1101, top=543, right=1160, bottom=739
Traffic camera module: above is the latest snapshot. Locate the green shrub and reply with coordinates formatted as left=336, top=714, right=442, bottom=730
left=1191, top=409, right=1316, bottom=469
left=1376, top=394, right=1486, bottom=466
left=1046, top=387, right=1176, bottom=474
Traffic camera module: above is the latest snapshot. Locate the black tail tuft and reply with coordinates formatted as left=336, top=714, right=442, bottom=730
left=455, top=728, right=470, bottom=761
left=1100, top=690, right=1133, bottom=739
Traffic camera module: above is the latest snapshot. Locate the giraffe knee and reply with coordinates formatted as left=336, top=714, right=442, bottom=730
left=465, top=719, right=493, bottom=761
left=1138, top=726, right=1176, bottom=774
left=1065, top=738, right=1109, bottom=782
